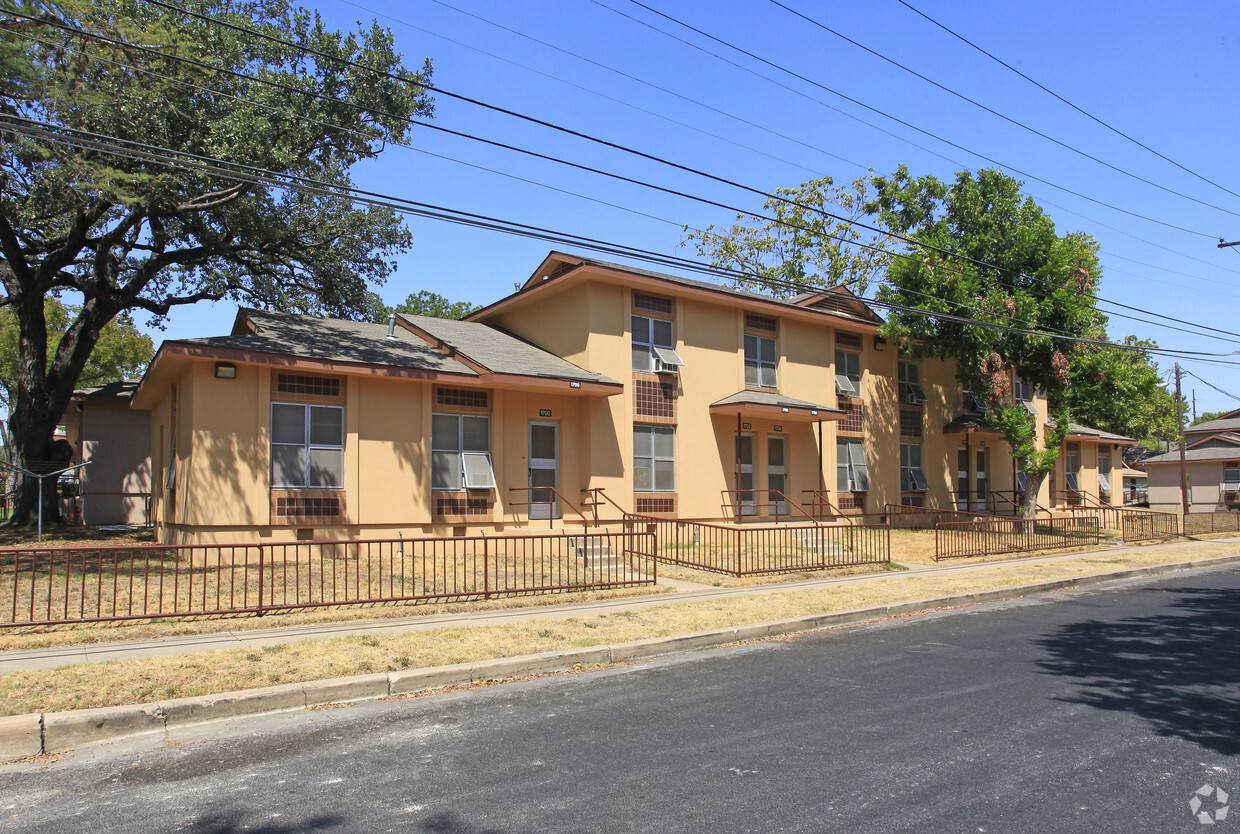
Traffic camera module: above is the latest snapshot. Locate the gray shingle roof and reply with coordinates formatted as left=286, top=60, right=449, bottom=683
left=525, top=252, right=881, bottom=324
left=176, top=309, right=476, bottom=376
left=1186, top=413, right=1240, bottom=434
left=1145, top=445, right=1240, bottom=465
left=401, top=314, right=619, bottom=386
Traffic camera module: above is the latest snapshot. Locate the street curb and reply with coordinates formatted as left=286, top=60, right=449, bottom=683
left=6, top=553, right=1239, bottom=759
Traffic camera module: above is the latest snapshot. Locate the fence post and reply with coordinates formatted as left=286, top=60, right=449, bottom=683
left=482, top=532, right=490, bottom=600
left=256, top=545, right=265, bottom=617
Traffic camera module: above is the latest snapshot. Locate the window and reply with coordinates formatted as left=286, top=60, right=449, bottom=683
left=836, top=439, right=870, bottom=492
left=1017, top=460, right=1029, bottom=493
left=1065, top=444, right=1081, bottom=492
left=963, top=385, right=988, bottom=414
left=744, top=333, right=777, bottom=387
left=901, top=443, right=929, bottom=492
left=634, top=426, right=675, bottom=492
left=835, top=350, right=860, bottom=397
left=898, top=362, right=927, bottom=405
left=432, top=413, right=495, bottom=490
left=1098, top=454, right=1112, bottom=494
left=632, top=314, right=682, bottom=372
left=271, top=403, right=344, bottom=488
left=1224, top=464, right=1240, bottom=494
left=1014, top=375, right=1038, bottom=416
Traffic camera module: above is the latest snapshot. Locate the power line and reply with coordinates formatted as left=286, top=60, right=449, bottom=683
left=1181, top=368, right=1240, bottom=403
left=607, top=0, right=1220, bottom=238
left=894, top=0, right=1240, bottom=204
left=768, top=0, right=1240, bottom=216
left=6, top=114, right=1240, bottom=366
left=8, top=16, right=1240, bottom=348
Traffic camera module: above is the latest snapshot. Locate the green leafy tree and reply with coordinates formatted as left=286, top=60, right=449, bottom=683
left=1068, top=334, right=1180, bottom=444
left=388, top=291, right=479, bottom=320
left=684, top=174, right=895, bottom=296
left=0, top=0, right=433, bottom=524
left=869, top=166, right=1106, bottom=521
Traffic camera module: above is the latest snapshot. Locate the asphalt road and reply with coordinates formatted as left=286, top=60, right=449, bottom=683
left=3, top=565, right=1238, bottom=833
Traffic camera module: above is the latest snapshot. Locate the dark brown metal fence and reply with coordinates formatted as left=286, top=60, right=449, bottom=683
left=1181, top=512, right=1240, bottom=536
left=935, top=515, right=1101, bottom=561
left=0, top=531, right=656, bottom=628
left=1121, top=511, right=1179, bottom=542
left=624, top=516, right=889, bottom=575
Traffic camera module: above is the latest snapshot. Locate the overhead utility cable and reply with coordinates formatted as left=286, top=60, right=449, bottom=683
left=768, top=0, right=1240, bottom=216
left=6, top=115, right=1240, bottom=364
left=611, top=0, right=1219, bottom=238
left=895, top=0, right=1240, bottom=203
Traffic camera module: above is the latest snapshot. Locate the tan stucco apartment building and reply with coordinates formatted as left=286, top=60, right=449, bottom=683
left=130, top=252, right=1132, bottom=544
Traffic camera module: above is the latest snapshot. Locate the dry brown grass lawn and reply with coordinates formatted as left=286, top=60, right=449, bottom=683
left=1, top=540, right=1234, bottom=716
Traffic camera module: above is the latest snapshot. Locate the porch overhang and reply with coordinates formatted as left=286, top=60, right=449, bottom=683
left=943, top=413, right=1002, bottom=435
left=708, top=391, right=843, bottom=423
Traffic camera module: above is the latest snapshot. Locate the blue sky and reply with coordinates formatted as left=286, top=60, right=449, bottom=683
left=155, top=0, right=1240, bottom=417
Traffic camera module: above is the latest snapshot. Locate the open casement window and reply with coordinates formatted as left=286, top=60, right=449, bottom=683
left=963, top=387, right=989, bottom=414
left=1098, top=454, right=1111, bottom=494
left=836, top=439, right=871, bottom=493
left=634, top=426, right=675, bottom=492
left=1224, top=466, right=1240, bottom=494
left=1064, top=471, right=1081, bottom=491
left=632, top=314, right=679, bottom=373
left=432, top=413, right=495, bottom=490
left=901, top=443, right=929, bottom=492
left=744, top=334, right=777, bottom=388
left=1065, top=445, right=1080, bottom=492
left=271, top=403, right=345, bottom=488
left=835, top=350, right=860, bottom=397
left=898, top=362, right=927, bottom=405
left=164, top=431, right=177, bottom=490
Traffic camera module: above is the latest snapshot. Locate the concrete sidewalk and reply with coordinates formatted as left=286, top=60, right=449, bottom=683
left=3, top=535, right=1236, bottom=674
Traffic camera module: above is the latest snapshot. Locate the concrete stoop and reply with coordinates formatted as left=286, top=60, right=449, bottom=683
left=566, top=537, right=626, bottom=572
left=2, top=553, right=1237, bottom=763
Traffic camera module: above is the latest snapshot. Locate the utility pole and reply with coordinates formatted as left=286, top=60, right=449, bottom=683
left=1176, top=363, right=1188, bottom=514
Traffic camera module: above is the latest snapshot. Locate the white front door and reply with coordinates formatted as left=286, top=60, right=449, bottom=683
left=767, top=436, right=787, bottom=516
left=528, top=422, right=559, bottom=520
left=956, top=448, right=969, bottom=511
left=737, top=434, right=756, bottom=516
left=975, top=449, right=988, bottom=511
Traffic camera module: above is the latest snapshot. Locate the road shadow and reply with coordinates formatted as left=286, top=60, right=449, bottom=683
left=184, top=810, right=340, bottom=833
left=1035, top=585, right=1240, bottom=754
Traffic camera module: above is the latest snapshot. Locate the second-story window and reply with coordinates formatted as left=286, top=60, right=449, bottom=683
left=744, top=334, right=777, bottom=387
left=835, top=350, right=860, bottom=397
left=632, top=314, right=673, bottom=373
left=898, top=361, right=927, bottom=405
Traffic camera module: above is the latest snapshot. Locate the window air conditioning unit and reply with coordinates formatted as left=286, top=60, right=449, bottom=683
left=654, top=357, right=680, bottom=375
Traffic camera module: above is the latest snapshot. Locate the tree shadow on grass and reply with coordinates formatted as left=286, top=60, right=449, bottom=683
left=1035, top=586, right=1240, bottom=755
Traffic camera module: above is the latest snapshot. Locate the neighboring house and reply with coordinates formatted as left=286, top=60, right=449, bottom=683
left=130, top=252, right=1134, bottom=545
left=1144, top=409, right=1240, bottom=512
left=59, top=380, right=152, bottom=526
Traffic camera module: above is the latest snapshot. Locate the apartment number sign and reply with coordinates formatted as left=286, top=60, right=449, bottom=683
left=774, top=425, right=783, bottom=432
left=539, top=409, right=552, bottom=418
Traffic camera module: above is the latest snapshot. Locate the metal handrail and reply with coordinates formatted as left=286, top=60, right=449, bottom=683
left=581, top=487, right=634, bottom=522
left=720, top=489, right=822, bottom=525
left=990, top=490, right=1050, bottom=516
left=800, top=489, right=854, bottom=525
left=508, top=486, right=591, bottom=528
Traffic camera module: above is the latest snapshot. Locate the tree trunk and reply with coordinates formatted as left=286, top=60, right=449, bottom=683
left=1021, top=470, right=1047, bottom=536
left=6, top=406, right=64, bottom=527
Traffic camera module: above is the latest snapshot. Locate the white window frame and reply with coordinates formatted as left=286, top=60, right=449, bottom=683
left=744, top=333, right=777, bottom=388
left=1098, top=454, right=1112, bottom=494
left=1014, top=376, right=1033, bottom=402
left=1065, top=448, right=1081, bottom=492
left=1224, top=465, right=1240, bottom=494
left=836, top=439, right=871, bottom=493
left=271, top=402, right=345, bottom=489
left=632, top=314, right=675, bottom=373
left=432, top=413, right=495, bottom=491
left=634, top=425, right=675, bottom=492
left=898, top=361, right=927, bottom=405
left=901, top=443, right=929, bottom=492
left=835, top=350, right=860, bottom=397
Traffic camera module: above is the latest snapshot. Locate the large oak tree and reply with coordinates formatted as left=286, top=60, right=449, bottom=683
left=0, top=0, right=433, bottom=523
